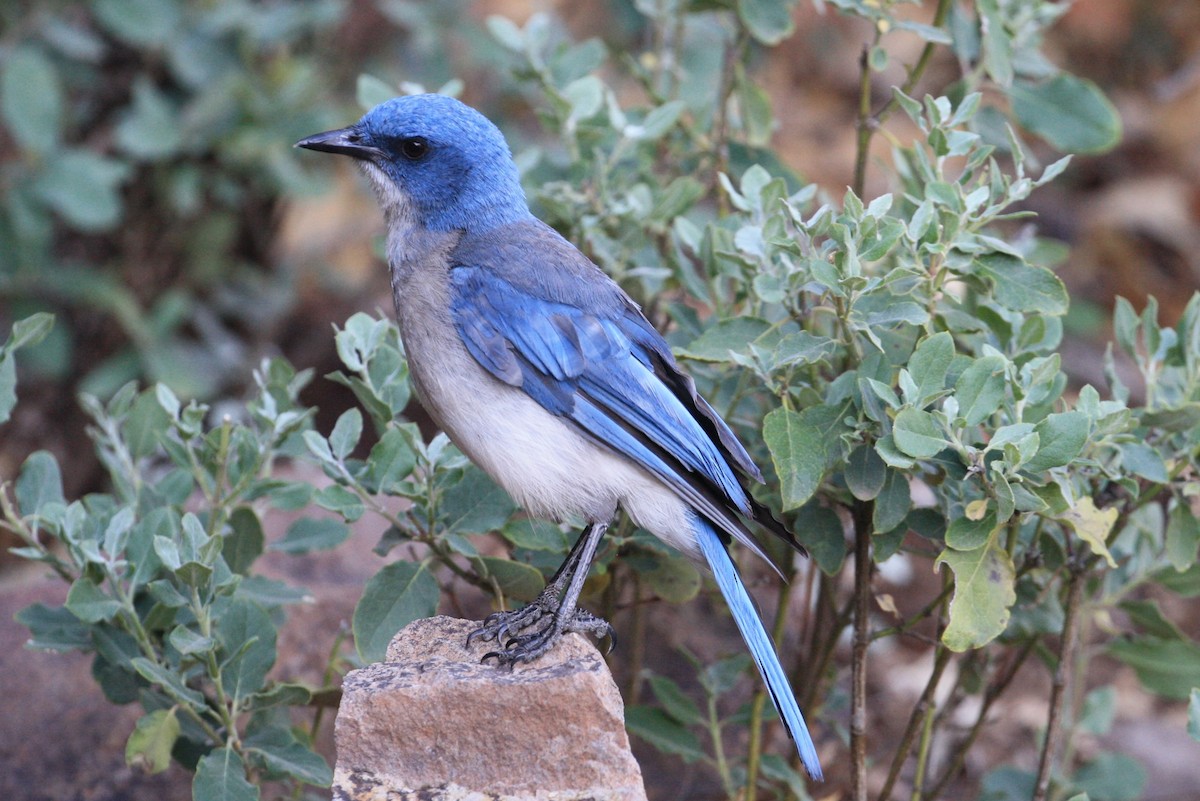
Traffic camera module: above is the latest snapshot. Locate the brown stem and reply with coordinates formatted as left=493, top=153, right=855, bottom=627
left=851, top=499, right=874, bottom=801
left=851, top=0, right=953, bottom=196
left=876, top=646, right=953, bottom=801
left=924, top=639, right=1037, bottom=800
left=1033, top=563, right=1086, bottom=801
left=626, top=571, right=648, bottom=705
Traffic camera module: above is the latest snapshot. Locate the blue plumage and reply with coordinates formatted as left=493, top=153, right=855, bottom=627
left=297, top=93, right=823, bottom=780
left=694, top=516, right=824, bottom=781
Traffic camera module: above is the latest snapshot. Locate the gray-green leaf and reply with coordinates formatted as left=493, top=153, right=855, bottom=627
left=353, top=560, right=439, bottom=663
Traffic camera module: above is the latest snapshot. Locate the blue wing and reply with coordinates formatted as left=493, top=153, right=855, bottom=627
left=446, top=221, right=789, bottom=561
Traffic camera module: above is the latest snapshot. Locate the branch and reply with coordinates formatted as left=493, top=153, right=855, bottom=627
left=851, top=499, right=874, bottom=801
left=876, top=645, right=952, bottom=801
left=1033, top=562, right=1087, bottom=801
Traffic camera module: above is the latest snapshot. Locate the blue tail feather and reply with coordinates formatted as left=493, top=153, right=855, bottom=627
left=694, top=516, right=823, bottom=781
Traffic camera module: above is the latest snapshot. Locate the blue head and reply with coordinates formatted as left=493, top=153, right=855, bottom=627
left=297, top=94, right=531, bottom=232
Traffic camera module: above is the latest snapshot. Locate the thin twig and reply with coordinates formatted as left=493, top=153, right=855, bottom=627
left=851, top=0, right=953, bottom=196
left=1033, top=562, right=1086, bottom=801
left=924, top=639, right=1037, bottom=800
left=876, top=645, right=952, bottom=801
left=851, top=499, right=874, bottom=801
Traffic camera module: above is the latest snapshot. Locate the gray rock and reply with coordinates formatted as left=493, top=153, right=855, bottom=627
left=333, top=615, right=648, bottom=801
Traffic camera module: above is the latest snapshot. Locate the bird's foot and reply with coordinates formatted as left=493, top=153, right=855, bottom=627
left=467, top=591, right=558, bottom=649
left=469, top=604, right=614, bottom=667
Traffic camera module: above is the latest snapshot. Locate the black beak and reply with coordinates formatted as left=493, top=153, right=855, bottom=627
left=294, top=126, right=383, bottom=161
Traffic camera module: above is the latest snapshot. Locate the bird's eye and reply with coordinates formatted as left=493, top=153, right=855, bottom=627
left=398, top=137, right=430, bottom=161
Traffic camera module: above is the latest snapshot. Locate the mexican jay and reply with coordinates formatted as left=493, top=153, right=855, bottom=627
left=297, top=93, right=822, bottom=780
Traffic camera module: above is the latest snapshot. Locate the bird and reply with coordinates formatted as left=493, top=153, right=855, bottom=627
left=296, top=93, right=823, bottom=781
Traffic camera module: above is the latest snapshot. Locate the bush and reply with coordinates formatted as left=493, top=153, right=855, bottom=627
left=4, top=2, right=1199, bottom=801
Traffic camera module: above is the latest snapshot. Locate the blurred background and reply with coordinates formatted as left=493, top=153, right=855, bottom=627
left=1, top=0, right=1199, bottom=799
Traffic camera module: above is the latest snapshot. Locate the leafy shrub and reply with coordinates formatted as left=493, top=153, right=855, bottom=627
left=4, top=2, right=1200, bottom=801
left=0, top=0, right=346, bottom=397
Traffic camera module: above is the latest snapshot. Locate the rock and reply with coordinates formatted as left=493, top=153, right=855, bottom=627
left=333, top=615, right=648, bottom=801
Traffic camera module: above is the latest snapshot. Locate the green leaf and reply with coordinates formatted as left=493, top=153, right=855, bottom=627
left=892, top=408, right=947, bottom=459
left=236, top=576, right=312, bottom=608
left=329, top=408, right=363, bottom=460
left=647, top=674, right=703, bottom=725
left=441, top=466, right=516, bottom=534
left=0, top=341, right=32, bottom=419
left=1140, top=403, right=1200, bottom=433
left=33, top=149, right=130, bottom=231
left=216, top=598, right=277, bottom=701
left=946, top=507, right=998, bottom=551
left=954, top=355, right=1008, bottom=426
left=501, top=519, right=568, bottom=552
left=1072, top=753, right=1145, bottom=801
left=15, top=450, right=65, bottom=516
left=244, top=726, right=332, bottom=787
left=1078, top=685, right=1116, bottom=735
left=66, top=577, right=122, bottom=623
left=564, top=76, right=604, bottom=124
left=677, top=317, right=771, bottom=362
left=92, top=0, right=181, bottom=47
left=365, top=426, right=419, bottom=493
left=701, top=652, right=753, bottom=695
left=125, top=709, right=180, bottom=774
left=637, top=100, right=686, bottom=141
left=193, top=747, right=258, bottom=801
left=1166, top=501, right=1200, bottom=573
left=9, top=312, right=56, bottom=350
left=738, top=0, right=797, bottom=45
left=486, top=15, right=525, bottom=51
left=794, top=503, right=846, bottom=575
left=124, top=388, right=172, bottom=459
left=1010, top=74, right=1121, bottom=154
left=16, top=603, right=92, bottom=651
left=1058, top=497, right=1118, bottom=568
left=1, top=45, right=63, bottom=153
left=978, top=0, right=1012, bottom=85
left=314, top=484, right=365, bottom=522
left=1189, top=688, right=1200, bottom=741
left=131, top=657, right=206, bottom=709
left=908, top=331, right=954, bottom=405
left=472, top=556, right=545, bottom=602
left=763, top=406, right=825, bottom=511
left=356, top=74, right=395, bottom=111
left=979, top=254, right=1069, bottom=315
left=1024, top=411, right=1088, bottom=472
left=1109, top=637, right=1200, bottom=700
left=247, top=683, right=313, bottom=711
left=625, top=706, right=704, bottom=762
left=353, top=560, right=439, bottom=663
left=223, top=507, right=264, bottom=574
left=1119, top=599, right=1186, bottom=641
left=845, top=444, right=886, bottom=501
left=873, top=468, right=911, bottom=534
left=270, top=517, right=349, bottom=554
left=1120, top=442, right=1169, bottom=483
left=114, top=78, right=181, bottom=159
left=641, top=552, right=701, bottom=604
left=168, top=625, right=214, bottom=656
left=935, top=538, right=1016, bottom=651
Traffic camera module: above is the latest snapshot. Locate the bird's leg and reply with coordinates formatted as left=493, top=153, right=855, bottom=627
left=467, top=524, right=591, bottom=646
left=468, top=522, right=613, bottom=665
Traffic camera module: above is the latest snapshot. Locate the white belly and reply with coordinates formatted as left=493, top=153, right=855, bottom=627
left=392, top=262, right=699, bottom=558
